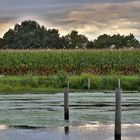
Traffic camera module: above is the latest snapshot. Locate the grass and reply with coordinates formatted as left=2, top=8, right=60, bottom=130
left=0, top=74, right=139, bottom=93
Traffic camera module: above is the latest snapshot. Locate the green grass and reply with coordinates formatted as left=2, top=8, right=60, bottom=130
left=0, top=74, right=139, bottom=93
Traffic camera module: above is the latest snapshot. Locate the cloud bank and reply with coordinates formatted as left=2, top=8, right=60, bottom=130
left=0, top=0, right=140, bottom=40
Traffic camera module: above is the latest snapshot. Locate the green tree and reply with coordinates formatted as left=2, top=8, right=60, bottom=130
left=93, top=33, right=140, bottom=49
left=3, top=20, right=48, bottom=49
left=0, top=38, right=5, bottom=49
left=3, top=29, right=15, bottom=49
left=65, top=30, right=88, bottom=49
left=58, top=36, right=70, bottom=49
left=111, top=34, right=125, bottom=49
left=124, top=33, right=140, bottom=48
left=93, top=34, right=112, bottom=49
left=1, top=20, right=140, bottom=49
left=86, top=41, right=96, bottom=49
left=44, top=29, right=61, bottom=49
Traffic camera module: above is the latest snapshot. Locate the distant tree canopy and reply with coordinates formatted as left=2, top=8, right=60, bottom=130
left=90, top=34, right=140, bottom=49
left=0, top=20, right=140, bottom=49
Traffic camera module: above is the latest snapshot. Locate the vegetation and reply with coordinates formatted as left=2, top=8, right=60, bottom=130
left=0, top=49, right=139, bottom=76
left=0, top=74, right=139, bottom=93
left=0, top=20, right=139, bottom=92
left=0, top=20, right=140, bottom=49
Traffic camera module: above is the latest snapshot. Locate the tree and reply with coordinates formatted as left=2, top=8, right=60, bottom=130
left=0, top=38, right=5, bottom=49
left=3, top=20, right=48, bottom=49
left=58, top=36, right=70, bottom=49
left=111, top=34, right=125, bottom=49
left=44, top=29, right=61, bottom=49
left=124, top=33, right=140, bottom=48
left=93, top=33, right=140, bottom=49
left=93, top=34, right=112, bottom=49
left=65, top=30, right=88, bottom=49
left=3, top=29, right=15, bottom=49
left=1, top=20, right=140, bottom=49
left=86, top=41, right=96, bottom=49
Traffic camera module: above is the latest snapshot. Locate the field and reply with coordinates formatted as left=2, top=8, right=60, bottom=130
left=0, top=49, right=139, bottom=92
left=0, top=49, right=140, bottom=75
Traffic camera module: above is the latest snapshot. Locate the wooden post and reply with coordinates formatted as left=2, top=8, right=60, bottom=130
left=64, top=87, right=69, bottom=121
left=118, top=79, right=121, bottom=89
left=88, top=78, right=90, bottom=90
left=115, top=79, right=122, bottom=140
left=67, top=80, right=69, bottom=89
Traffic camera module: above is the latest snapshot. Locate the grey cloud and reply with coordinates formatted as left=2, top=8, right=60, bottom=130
left=46, top=1, right=140, bottom=39
left=0, top=0, right=139, bottom=9
left=0, top=0, right=140, bottom=39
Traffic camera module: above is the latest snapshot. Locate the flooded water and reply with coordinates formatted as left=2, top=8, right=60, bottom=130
left=0, top=92, right=139, bottom=140
left=0, top=124, right=140, bottom=140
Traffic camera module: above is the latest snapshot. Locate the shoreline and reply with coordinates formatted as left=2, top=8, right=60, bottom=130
left=0, top=75, right=139, bottom=94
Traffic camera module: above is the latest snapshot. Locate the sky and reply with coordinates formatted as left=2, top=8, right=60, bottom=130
left=0, top=0, right=140, bottom=40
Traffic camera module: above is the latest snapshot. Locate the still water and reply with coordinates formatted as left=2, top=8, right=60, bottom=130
left=0, top=92, right=139, bottom=140
left=0, top=124, right=140, bottom=140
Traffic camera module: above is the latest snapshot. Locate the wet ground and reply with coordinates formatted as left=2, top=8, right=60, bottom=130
left=0, top=92, right=139, bottom=140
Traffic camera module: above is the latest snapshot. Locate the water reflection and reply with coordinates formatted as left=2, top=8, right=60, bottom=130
left=64, top=126, right=69, bottom=135
left=0, top=125, right=9, bottom=130
left=0, top=125, right=44, bottom=130
left=0, top=124, right=140, bottom=140
left=63, top=126, right=70, bottom=140
left=115, top=135, right=121, bottom=140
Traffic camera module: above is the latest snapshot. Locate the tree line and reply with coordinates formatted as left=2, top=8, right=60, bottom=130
left=0, top=20, right=140, bottom=49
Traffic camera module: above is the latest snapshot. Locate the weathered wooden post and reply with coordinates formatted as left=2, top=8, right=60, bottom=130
left=67, top=80, right=69, bottom=89
left=118, top=79, right=121, bottom=89
left=64, top=87, right=69, bottom=121
left=88, top=78, right=91, bottom=90
left=115, top=79, right=122, bottom=140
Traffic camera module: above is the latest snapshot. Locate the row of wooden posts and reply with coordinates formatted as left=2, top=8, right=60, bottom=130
left=64, top=79, right=122, bottom=140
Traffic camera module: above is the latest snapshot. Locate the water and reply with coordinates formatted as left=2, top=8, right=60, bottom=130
left=0, top=92, right=139, bottom=140
left=0, top=124, right=140, bottom=140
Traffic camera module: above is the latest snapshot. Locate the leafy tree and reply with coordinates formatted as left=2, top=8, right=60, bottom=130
left=3, top=20, right=47, bottom=49
left=111, top=34, right=125, bottom=49
left=124, top=33, right=140, bottom=48
left=93, top=34, right=112, bottom=49
left=44, top=29, right=60, bottom=49
left=0, top=38, right=5, bottom=49
left=1, top=20, right=140, bottom=49
left=86, top=41, right=96, bottom=49
left=65, top=30, right=88, bottom=49
left=3, top=29, right=15, bottom=49
left=93, top=33, right=140, bottom=49
left=58, top=36, right=70, bottom=49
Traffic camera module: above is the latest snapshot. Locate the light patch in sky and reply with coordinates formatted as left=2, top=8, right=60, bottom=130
left=0, top=23, right=14, bottom=37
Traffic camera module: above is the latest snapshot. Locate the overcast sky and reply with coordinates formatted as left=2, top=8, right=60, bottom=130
left=0, top=0, right=140, bottom=40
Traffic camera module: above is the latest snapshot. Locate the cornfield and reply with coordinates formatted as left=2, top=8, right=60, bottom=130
left=0, top=49, right=140, bottom=75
